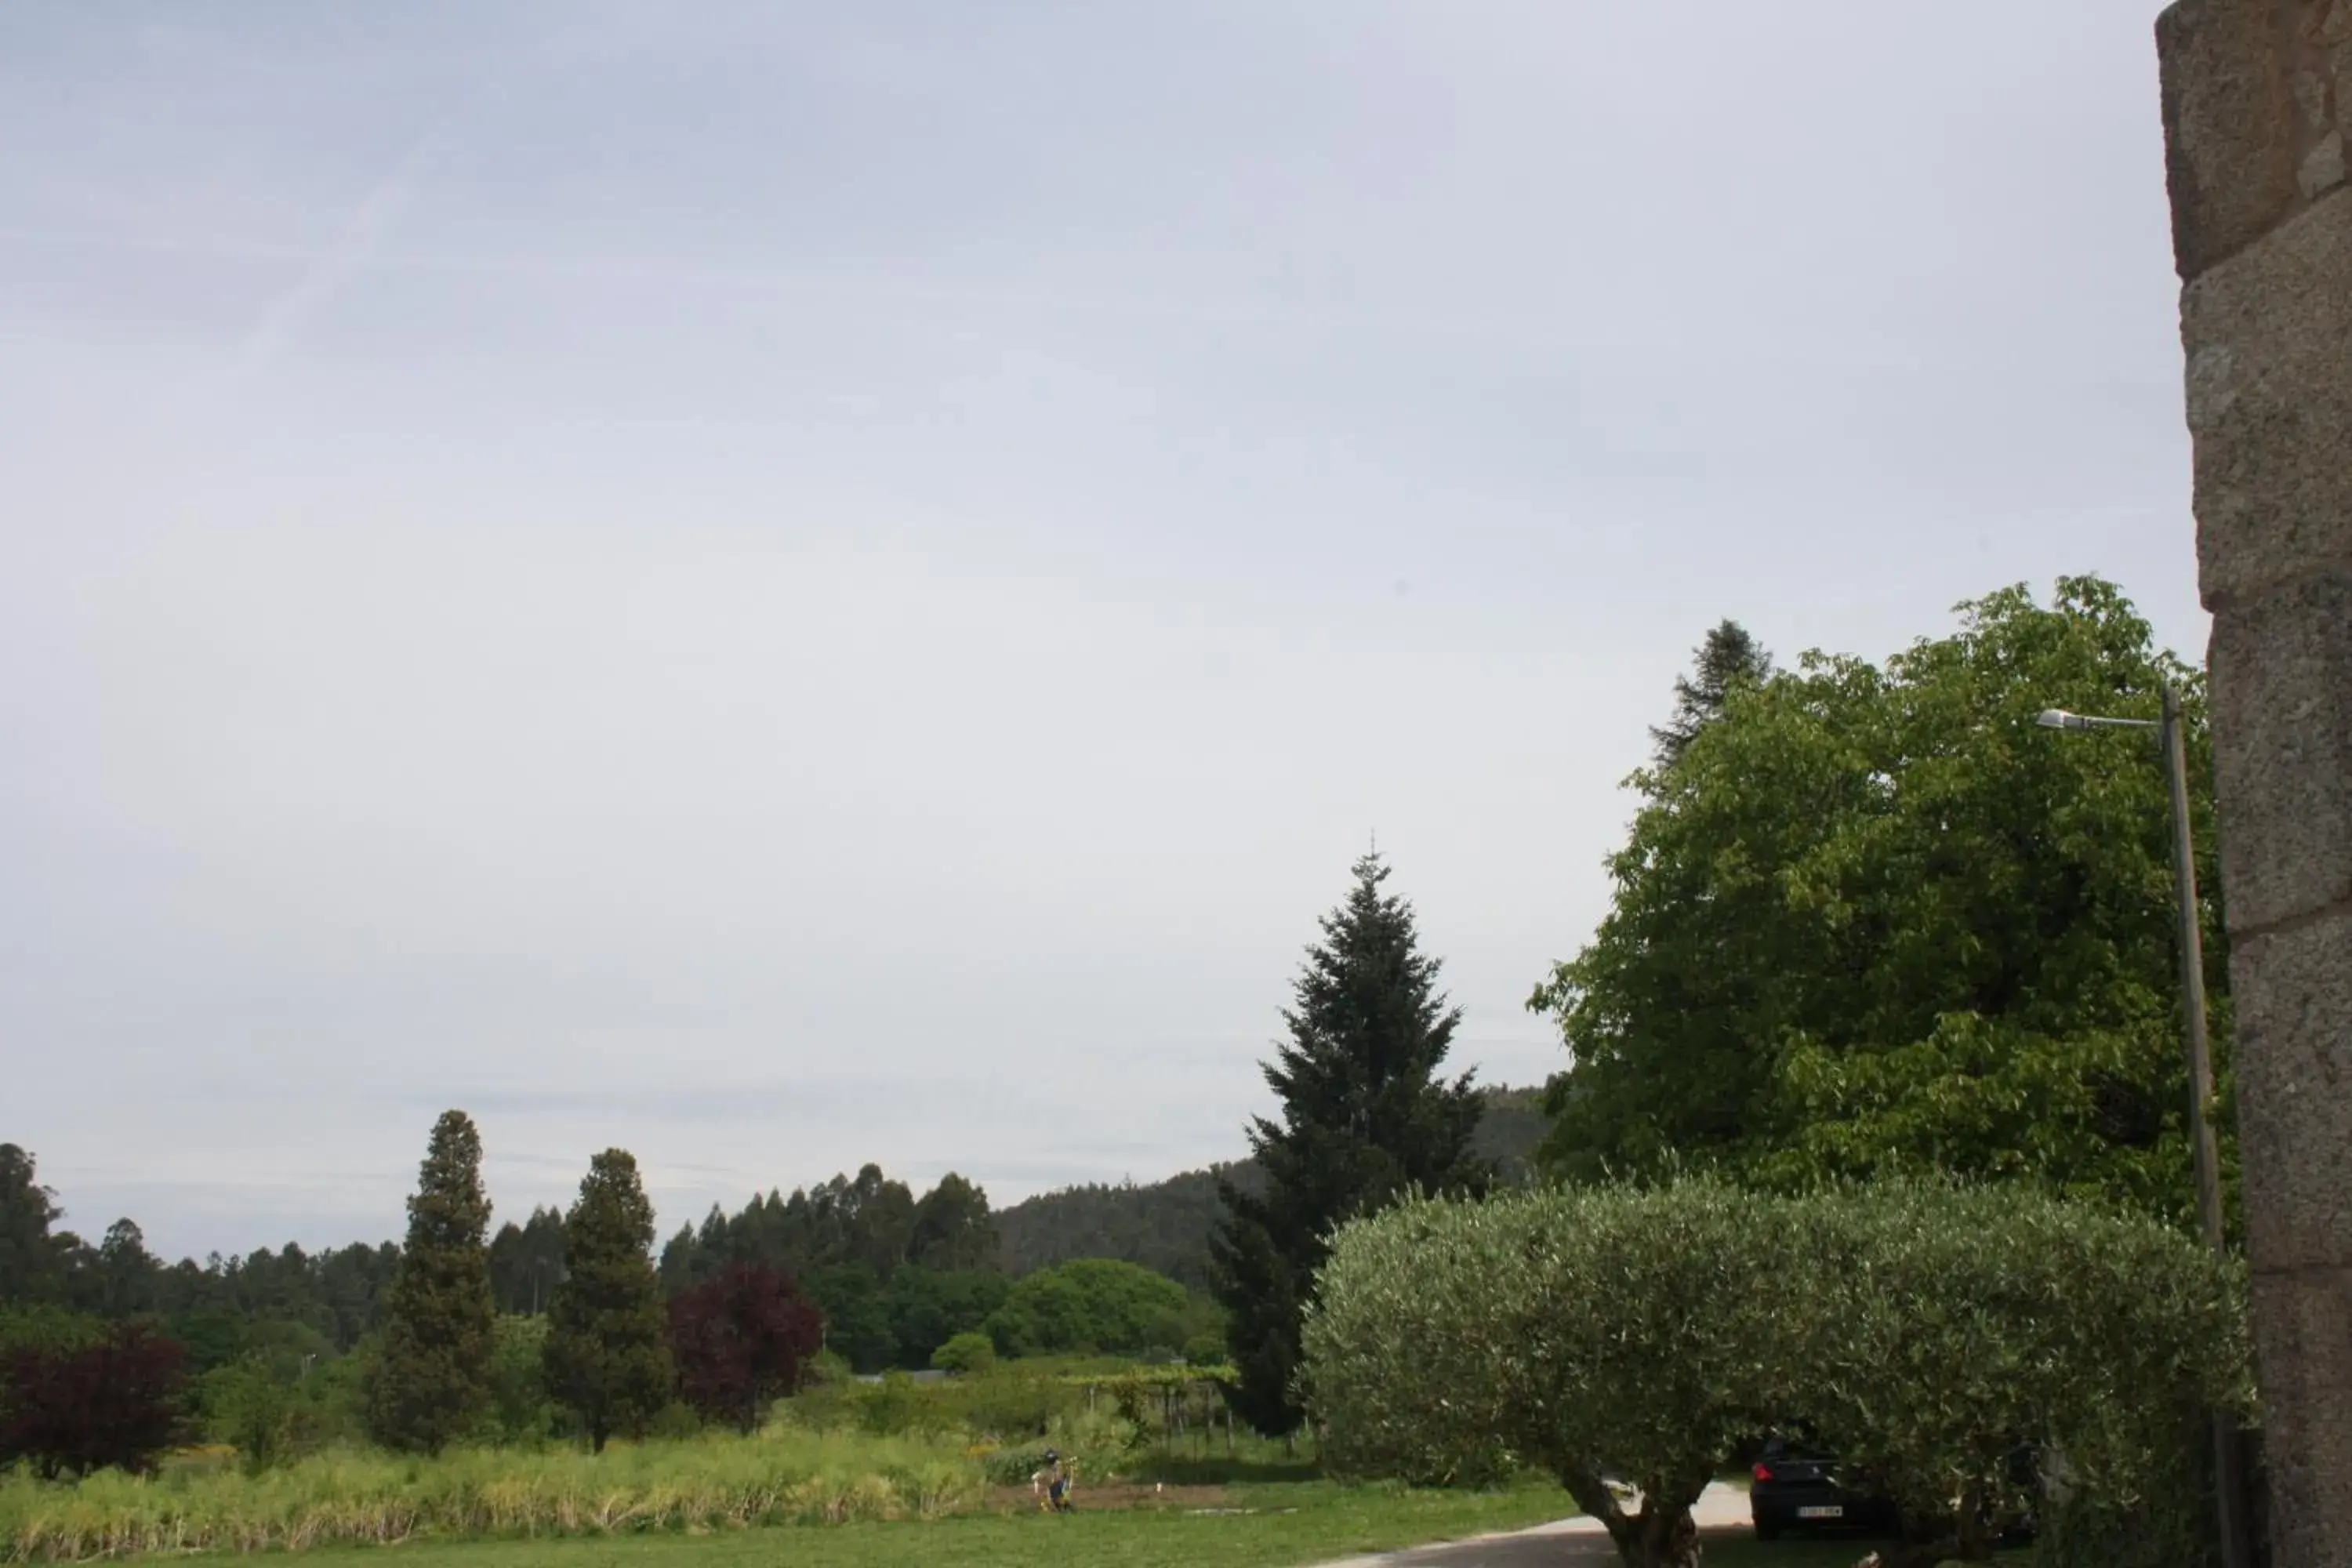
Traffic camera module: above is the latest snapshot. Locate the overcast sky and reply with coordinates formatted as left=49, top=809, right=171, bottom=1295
left=2, top=2, right=2206, bottom=1261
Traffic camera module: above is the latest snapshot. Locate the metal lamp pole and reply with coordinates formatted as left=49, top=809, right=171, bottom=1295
left=2037, top=684, right=2252, bottom=1568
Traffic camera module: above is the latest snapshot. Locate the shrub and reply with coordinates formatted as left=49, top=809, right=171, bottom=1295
left=200, top=1359, right=296, bottom=1475
left=485, top=1314, right=558, bottom=1445
left=931, top=1331, right=996, bottom=1375
left=2036, top=1399, right=2248, bottom=1568
left=1788, top=1182, right=2251, bottom=1566
left=0, top=1321, right=191, bottom=1479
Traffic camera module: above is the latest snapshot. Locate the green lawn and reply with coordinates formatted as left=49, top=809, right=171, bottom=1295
left=276, top=1480, right=1572, bottom=1568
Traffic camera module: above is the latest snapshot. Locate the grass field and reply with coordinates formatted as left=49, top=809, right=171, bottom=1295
left=258, top=1478, right=1573, bottom=1568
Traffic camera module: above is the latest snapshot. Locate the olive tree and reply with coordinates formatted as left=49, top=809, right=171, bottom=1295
left=1305, top=1181, right=2250, bottom=1568
left=1307, top=1181, right=1812, bottom=1568
left=1789, top=1183, right=2250, bottom=1566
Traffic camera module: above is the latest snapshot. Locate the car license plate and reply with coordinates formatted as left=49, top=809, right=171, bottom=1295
left=1797, top=1506, right=1845, bottom=1519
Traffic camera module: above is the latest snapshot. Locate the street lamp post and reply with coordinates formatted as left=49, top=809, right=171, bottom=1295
left=2036, top=682, right=2252, bottom=1568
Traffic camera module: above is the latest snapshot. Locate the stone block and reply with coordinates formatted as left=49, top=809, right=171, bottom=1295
left=2247, top=1266, right=2352, bottom=1566
left=2161, top=0, right=2306, bottom=276
left=2183, top=194, right=2352, bottom=608
left=2230, top=907, right=2352, bottom=1270
left=2208, top=571, right=2352, bottom=931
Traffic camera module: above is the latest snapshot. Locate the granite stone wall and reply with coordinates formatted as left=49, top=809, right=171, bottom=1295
left=2159, top=3, right=2352, bottom=1564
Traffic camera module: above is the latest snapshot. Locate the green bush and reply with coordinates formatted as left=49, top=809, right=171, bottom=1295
left=1305, top=1181, right=2250, bottom=1568
left=2036, top=1402, right=2248, bottom=1568
left=200, top=1360, right=296, bottom=1475
left=485, top=1315, right=559, bottom=1446
left=931, top=1331, right=996, bottom=1375
left=194, top=1337, right=368, bottom=1473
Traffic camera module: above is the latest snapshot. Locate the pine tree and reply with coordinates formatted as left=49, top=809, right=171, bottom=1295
left=543, top=1149, right=672, bottom=1451
left=365, top=1111, right=496, bottom=1452
left=1650, top=619, right=1773, bottom=766
left=1209, top=852, right=1489, bottom=1435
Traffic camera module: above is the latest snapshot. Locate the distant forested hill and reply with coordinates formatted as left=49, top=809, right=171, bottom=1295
left=996, top=1085, right=1548, bottom=1290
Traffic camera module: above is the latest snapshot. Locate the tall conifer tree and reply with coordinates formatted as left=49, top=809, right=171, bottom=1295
left=366, top=1111, right=496, bottom=1452
left=1650, top=619, right=1773, bottom=766
left=543, top=1149, right=671, bottom=1451
left=1209, top=852, right=1488, bottom=1434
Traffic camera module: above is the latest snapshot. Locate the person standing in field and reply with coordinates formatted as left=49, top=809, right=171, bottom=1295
left=1032, top=1447, right=1075, bottom=1512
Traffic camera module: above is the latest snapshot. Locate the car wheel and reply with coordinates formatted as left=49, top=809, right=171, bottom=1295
left=1753, top=1519, right=1781, bottom=1542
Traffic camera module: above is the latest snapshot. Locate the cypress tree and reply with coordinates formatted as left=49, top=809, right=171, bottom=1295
left=366, top=1111, right=496, bottom=1452
left=543, top=1149, right=672, bottom=1451
left=1650, top=618, right=1773, bottom=766
left=1209, top=851, right=1488, bottom=1435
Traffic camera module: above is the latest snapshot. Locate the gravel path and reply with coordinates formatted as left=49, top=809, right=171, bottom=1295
left=1308, top=1483, right=1756, bottom=1567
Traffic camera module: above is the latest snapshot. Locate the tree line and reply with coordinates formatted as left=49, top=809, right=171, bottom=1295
left=1, top=1120, right=1227, bottom=1474
left=1, top=1145, right=401, bottom=1356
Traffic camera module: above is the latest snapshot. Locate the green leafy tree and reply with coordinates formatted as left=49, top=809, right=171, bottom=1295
left=0, top=1305, right=103, bottom=1356
left=93, top=1221, right=156, bottom=1317
left=365, top=1111, right=495, bottom=1453
left=981, top=1258, right=1190, bottom=1358
left=1649, top=618, right=1773, bottom=766
left=907, top=1174, right=998, bottom=1272
left=543, top=1149, right=672, bottom=1451
left=884, top=1266, right=1008, bottom=1369
left=804, top=1263, right=894, bottom=1374
left=1210, top=852, right=1489, bottom=1435
left=0, top=1145, right=67, bottom=1305
left=1532, top=578, right=2231, bottom=1230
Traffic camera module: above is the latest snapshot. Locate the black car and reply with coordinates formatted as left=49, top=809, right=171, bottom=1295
left=1748, top=1433, right=1899, bottom=1541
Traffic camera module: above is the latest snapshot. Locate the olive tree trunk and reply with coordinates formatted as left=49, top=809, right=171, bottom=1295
left=1560, top=1465, right=1704, bottom=1568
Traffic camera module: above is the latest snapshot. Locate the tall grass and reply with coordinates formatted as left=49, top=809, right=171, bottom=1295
left=0, top=1430, right=983, bottom=1563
